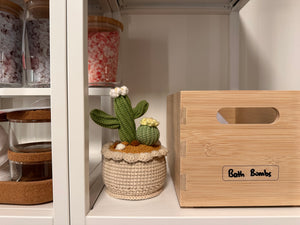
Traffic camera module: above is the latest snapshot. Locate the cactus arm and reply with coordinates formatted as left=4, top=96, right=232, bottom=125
left=133, top=100, right=149, bottom=119
left=90, top=109, right=120, bottom=129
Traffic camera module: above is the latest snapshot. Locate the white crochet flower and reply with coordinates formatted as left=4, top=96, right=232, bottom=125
left=115, top=143, right=126, bottom=150
left=109, top=86, right=128, bottom=98
left=120, top=86, right=129, bottom=96
left=110, top=87, right=121, bottom=98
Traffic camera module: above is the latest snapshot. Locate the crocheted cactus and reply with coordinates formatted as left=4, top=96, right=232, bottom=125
left=136, top=118, right=160, bottom=146
left=90, top=86, right=149, bottom=143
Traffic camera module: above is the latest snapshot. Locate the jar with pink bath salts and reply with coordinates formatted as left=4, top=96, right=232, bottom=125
left=88, top=16, right=123, bottom=87
left=23, top=0, right=50, bottom=87
left=0, top=0, right=23, bottom=87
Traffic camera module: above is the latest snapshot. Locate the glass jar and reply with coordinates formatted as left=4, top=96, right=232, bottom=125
left=0, top=114, right=10, bottom=181
left=23, top=0, right=50, bottom=87
left=8, top=149, right=52, bottom=181
left=7, top=109, right=51, bottom=153
left=0, top=0, right=23, bottom=87
left=7, top=109, right=51, bottom=181
left=88, top=16, right=123, bottom=87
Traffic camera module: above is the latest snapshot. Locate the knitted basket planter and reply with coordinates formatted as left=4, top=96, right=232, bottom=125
left=102, top=142, right=168, bottom=200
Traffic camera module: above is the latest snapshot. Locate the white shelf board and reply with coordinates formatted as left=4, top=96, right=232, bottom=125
left=0, top=202, right=53, bottom=225
left=119, top=0, right=249, bottom=14
left=0, top=88, right=50, bottom=97
left=87, top=173, right=300, bottom=225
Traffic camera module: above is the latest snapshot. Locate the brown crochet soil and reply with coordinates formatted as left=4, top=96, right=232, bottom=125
left=110, top=141, right=161, bottom=153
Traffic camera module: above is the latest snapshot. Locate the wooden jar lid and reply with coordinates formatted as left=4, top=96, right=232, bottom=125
left=0, top=179, right=53, bottom=205
left=0, top=0, right=23, bottom=17
left=8, top=149, right=52, bottom=163
left=6, top=109, right=51, bottom=123
left=24, top=0, right=49, bottom=19
left=24, top=0, right=48, bottom=3
left=88, top=16, right=123, bottom=32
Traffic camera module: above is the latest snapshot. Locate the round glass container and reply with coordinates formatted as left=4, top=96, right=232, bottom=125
left=0, top=0, right=23, bottom=87
left=0, top=114, right=10, bottom=181
left=23, top=0, right=50, bottom=87
left=88, top=16, right=123, bottom=87
left=7, top=109, right=51, bottom=153
left=8, top=149, right=52, bottom=181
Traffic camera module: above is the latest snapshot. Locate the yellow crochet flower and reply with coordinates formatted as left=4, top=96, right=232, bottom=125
left=140, top=117, right=159, bottom=127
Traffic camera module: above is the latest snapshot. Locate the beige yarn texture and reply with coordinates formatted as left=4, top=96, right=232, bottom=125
left=102, top=143, right=167, bottom=200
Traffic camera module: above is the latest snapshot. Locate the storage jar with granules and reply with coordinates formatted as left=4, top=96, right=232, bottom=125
left=23, top=0, right=50, bottom=87
left=0, top=0, right=23, bottom=87
left=88, top=16, right=123, bottom=86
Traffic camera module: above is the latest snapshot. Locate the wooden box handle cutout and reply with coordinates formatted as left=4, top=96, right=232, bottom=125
left=217, top=107, right=279, bottom=124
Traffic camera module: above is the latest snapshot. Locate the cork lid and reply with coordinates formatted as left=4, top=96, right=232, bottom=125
left=0, top=0, right=23, bottom=17
left=24, top=0, right=49, bottom=18
left=8, top=149, right=52, bottom=163
left=24, top=0, right=48, bottom=4
left=7, top=109, right=51, bottom=123
left=88, top=16, right=123, bottom=32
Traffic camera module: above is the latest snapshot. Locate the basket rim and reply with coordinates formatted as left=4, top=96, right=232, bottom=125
left=102, top=142, right=168, bottom=163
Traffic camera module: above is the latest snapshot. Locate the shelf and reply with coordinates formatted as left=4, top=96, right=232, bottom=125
left=118, top=0, right=250, bottom=14
left=0, top=203, right=53, bottom=225
left=0, top=88, right=51, bottom=97
left=87, top=173, right=300, bottom=225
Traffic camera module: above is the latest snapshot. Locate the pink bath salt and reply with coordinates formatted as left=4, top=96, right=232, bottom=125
left=88, top=31, right=120, bottom=85
left=0, top=11, right=22, bottom=85
left=26, top=19, right=50, bottom=86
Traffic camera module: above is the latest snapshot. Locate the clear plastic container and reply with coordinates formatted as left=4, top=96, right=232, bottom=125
left=0, top=0, right=23, bottom=87
left=88, top=16, right=123, bottom=87
left=7, top=109, right=51, bottom=153
left=23, top=0, right=50, bottom=87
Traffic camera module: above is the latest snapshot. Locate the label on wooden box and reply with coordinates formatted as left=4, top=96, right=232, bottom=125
left=222, top=165, right=279, bottom=181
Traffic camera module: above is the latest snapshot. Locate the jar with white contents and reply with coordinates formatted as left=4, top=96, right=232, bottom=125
left=0, top=0, right=23, bottom=87
left=88, top=16, right=123, bottom=87
left=23, top=0, right=50, bottom=87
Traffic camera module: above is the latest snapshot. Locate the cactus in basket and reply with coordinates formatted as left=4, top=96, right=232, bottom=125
left=90, top=86, right=149, bottom=143
left=136, top=118, right=160, bottom=146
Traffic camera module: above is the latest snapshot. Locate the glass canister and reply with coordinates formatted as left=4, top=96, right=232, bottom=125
left=88, top=16, right=123, bottom=87
left=7, top=109, right=51, bottom=153
left=0, top=0, right=23, bottom=87
left=7, top=109, right=51, bottom=181
left=8, top=150, right=52, bottom=181
left=0, top=114, right=10, bottom=181
left=23, top=0, right=50, bottom=87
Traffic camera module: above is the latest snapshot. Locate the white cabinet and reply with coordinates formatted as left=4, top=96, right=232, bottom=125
left=67, top=0, right=300, bottom=225
left=0, top=0, right=69, bottom=224
left=1, top=0, right=300, bottom=225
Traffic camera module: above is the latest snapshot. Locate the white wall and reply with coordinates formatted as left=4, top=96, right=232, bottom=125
left=121, top=14, right=229, bottom=145
left=239, top=0, right=300, bottom=90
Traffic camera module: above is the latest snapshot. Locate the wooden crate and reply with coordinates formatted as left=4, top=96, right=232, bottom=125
left=167, top=91, right=300, bottom=207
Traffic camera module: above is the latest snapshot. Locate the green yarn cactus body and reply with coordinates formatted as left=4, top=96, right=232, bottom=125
left=114, top=95, right=136, bottom=142
left=90, top=86, right=149, bottom=143
left=137, top=125, right=160, bottom=146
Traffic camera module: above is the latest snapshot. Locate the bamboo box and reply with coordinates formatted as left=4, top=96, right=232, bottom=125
left=167, top=91, right=300, bottom=207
